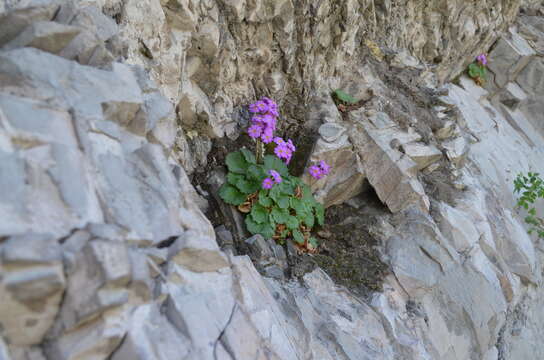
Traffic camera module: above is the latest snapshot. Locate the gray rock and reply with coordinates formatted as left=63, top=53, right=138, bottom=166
left=110, top=304, right=191, bottom=360
left=4, top=267, right=65, bottom=302
left=0, top=3, right=59, bottom=46
left=517, top=56, right=544, bottom=96
left=442, top=137, right=469, bottom=167
left=488, top=32, right=535, bottom=87
left=402, top=143, right=442, bottom=171
left=2, top=233, right=61, bottom=264
left=3, top=21, right=80, bottom=54
left=349, top=122, right=429, bottom=213
left=44, top=316, right=126, bottom=360
left=245, top=234, right=274, bottom=261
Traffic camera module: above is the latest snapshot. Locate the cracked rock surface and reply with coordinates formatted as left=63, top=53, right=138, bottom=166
left=1, top=0, right=544, bottom=360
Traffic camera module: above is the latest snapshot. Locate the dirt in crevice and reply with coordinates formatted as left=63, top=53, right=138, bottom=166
left=304, top=187, right=391, bottom=300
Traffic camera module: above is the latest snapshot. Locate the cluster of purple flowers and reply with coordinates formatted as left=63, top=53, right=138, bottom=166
left=262, top=170, right=282, bottom=190
left=308, top=160, right=331, bottom=180
left=247, top=97, right=279, bottom=144
left=476, top=54, right=487, bottom=66
left=273, top=137, right=295, bottom=163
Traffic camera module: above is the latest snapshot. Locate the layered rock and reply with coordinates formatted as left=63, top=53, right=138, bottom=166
left=1, top=1, right=544, bottom=360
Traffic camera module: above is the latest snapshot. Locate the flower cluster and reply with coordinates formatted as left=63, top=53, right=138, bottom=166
left=308, top=160, right=331, bottom=180
left=273, top=137, right=295, bottom=163
left=476, top=54, right=487, bottom=66
left=262, top=170, right=282, bottom=190
left=247, top=97, right=279, bottom=144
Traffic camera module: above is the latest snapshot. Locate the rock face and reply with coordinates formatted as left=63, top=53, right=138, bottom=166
left=1, top=1, right=544, bottom=360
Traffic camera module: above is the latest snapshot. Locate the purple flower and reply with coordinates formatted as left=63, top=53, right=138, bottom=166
left=262, top=177, right=274, bottom=189
left=249, top=100, right=268, bottom=113
left=249, top=102, right=260, bottom=113
left=477, top=54, right=487, bottom=66
left=261, top=127, right=274, bottom=143
left=251, top=114, right=264, bottom=124
left=248, top=124, right=263, bottom=139
left=273, top=137, right=286, bottom=146
left=318, top=160, right=331, bottom=175
left=308, top=165, right=323, bottom=179
left=286, top=139, right=295, bottom=152
left=267, top=108, right=279, bottom=117
left=274, top=144, right=292, bottom=161
left=262, top=114, right=275, bottom=127
left=268, top=170, right=282, bottom=184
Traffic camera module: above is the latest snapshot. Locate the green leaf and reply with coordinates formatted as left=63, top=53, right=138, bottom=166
left=226, top=151, right=248, bottom=174
left=276, top=195, right=290, bottom=209
left=258, top=192, right=273, bottom=207
left=245, top=216, right=261, bottom=235
left=236, top=178, right=260, bottom=194
left=309, top=237, right=318, bottom=249
left=269, top=185, right=282, bottom=202
left=271, top=207, right=289, bottom=224
left=314, top=203, right=325, bottom=226
left=227, top=173, right=244, bottom=185
left=251, top=204, right=269, bottom=224
left=219, top=184, right=246, bottom=205
left=332, top=89, right=357, bottom=104
left=264, top=155, right=289, bottom=176
left=240, top=148, right=256, bottom=164
left=303, top=212, right=315, bottom=228
left=278, top=181, right=294, bottom=195
left=247, top=164, right=265, bottom=180
left=290, top=198, right=308, bottom=216
left=468, top=63, right=479, bottom=78
left=260, top=223, right=276, bottom=239
left=286, top=216, right=299, bottom=230
left=292, top=229, right=304, bottom=244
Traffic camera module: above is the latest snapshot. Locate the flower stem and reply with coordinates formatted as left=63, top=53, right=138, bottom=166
left=256, top=139, right=263, bottom=164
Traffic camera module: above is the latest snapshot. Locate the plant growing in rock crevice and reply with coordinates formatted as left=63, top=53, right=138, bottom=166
left=514, top=172, right=544, bottom=239
left=467, top=54, right=488, bottom=86
left=219, top=97, right=329, bottom=252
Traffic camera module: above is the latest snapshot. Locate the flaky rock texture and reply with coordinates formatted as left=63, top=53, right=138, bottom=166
left=1, top=0, right=544, bottom=359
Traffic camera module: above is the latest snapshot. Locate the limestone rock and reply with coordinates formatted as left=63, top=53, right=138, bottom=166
left=3, top=21, right=80, bottom=53
left=402, top=142, right=442, bottom=171
left=0, top=3, right=59, bottom=46
left=349, top=122, right=430, bottom=213
left=488, top=31, right=536, bottom=87
left=442, top=137, right=470, bottom=167
left=110, top=304, right=191, bottom=360
left=304, top=122, right=366, bottom=207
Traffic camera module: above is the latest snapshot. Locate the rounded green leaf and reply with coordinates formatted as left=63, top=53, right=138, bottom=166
left=251, top=203, right=269, bottom=224
left=264, top=155, right=289, bottom=176
left=258, top=193, right=273, bottom=207
left=303, top=213, right=315, bottom=228
left=227, top=173, right=244, bottom=185
left=260, top=223, right=276, bottom=239
left=271, top=207, right=289, bottom=224
left=276, top=195, right=290, bottom=209
left=247, top=164, right=266, bottom=180
left=286, top=216, right=299, bottom=230
left=240, top=148, right=256, bottom=164
left=245, top=216, right=262, bottom=235
left=314, top=203, right=324, bottom=226
left=226, top=151, right=248, bottom=174
left=292, top=229, right=304, bottom=244
left=219, top=184, right=246, bottom=205
left=236, top=178, right=260, bottom=194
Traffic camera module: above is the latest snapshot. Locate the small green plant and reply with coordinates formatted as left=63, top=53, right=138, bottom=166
left=514, top=172, right=544, bottom=238
left=331, top=89, right=357, bottom=106
left=219, top=98, right=329, bottom=252
left=467, top=54, right=488, bottom=86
